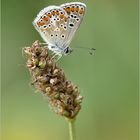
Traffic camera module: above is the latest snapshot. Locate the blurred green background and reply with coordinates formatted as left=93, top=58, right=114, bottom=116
left=1, top=0, right=139, bottom=140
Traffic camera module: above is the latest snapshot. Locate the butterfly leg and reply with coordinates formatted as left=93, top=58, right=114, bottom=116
left=39, top=42, right=48, bottom=47
left=56, top=53, right=62, bottom=61
left=51, top=52, right=62, bottom=61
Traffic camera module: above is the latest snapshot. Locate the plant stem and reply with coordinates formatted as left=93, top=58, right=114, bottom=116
left=68, top=119, right=76, bottom=140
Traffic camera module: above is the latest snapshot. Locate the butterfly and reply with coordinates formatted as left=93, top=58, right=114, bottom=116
left=32, top=2, right=86, bottom=57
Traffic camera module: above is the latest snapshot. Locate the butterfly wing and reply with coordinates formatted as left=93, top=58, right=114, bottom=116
left=33, top=6, right=70, bottom=53
left=60, top=2, right=86, bottom=47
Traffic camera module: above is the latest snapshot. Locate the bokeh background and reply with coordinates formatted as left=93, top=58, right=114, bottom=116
left=1, top=0, right=139, bottom=140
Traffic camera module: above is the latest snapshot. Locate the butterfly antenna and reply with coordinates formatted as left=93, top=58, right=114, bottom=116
left=74, top=46, right=96, bottom=55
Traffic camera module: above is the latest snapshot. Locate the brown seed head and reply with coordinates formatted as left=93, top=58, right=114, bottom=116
left=23, top=41, right=83, bottom=119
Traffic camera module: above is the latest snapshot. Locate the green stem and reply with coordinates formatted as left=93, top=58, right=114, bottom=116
left=68, top=119, right=76, bottom=140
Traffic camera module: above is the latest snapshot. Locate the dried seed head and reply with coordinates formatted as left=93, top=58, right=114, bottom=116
left=23, top=41, right=83, bottom=119
left=50, top=78, right=58, bottom=85
left=38, top=58, right=46, bottom=69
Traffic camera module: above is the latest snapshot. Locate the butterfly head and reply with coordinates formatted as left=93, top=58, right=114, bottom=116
left=63, top=47, right=73, bottom=55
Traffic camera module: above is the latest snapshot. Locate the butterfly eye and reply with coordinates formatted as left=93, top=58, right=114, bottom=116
left=48, top=24, right=51, bottom=27
left=50, top=34, right=53, bottom=37
left=64, top=47, right=72, bottom=55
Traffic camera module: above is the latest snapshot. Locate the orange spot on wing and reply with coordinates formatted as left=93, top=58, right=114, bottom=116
left=51, top=11, right=55, bottom=16
left=43, top=17, right=49, bottom=21
left=55, top=11, right=59, bottom=15
left=37, top=22, right=45, bottom=26
left=71, top=7, right=75, bottom=12
left=79, top=9, right=84, bottom=14
left=60, top=14, right=64, bottom=19
left=47, top=13, right=52, bottom=18
left=64, top=8, right=71, bottom=13
left=75, top=8, right=79, bottom=12
left=64, top=16, right=68, bottom=22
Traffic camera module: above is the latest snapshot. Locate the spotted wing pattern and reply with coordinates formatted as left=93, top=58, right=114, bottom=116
left=60, top=2, right=86, bottom=46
